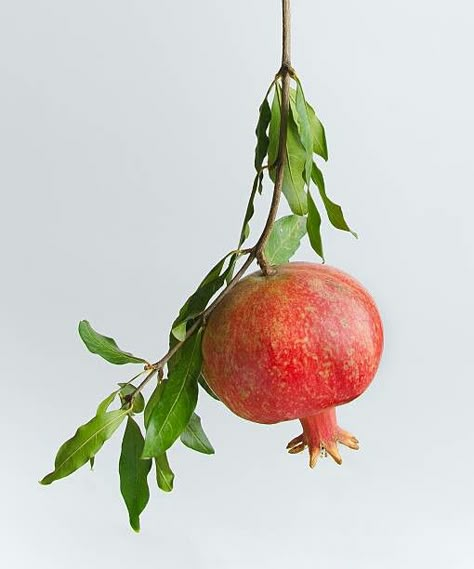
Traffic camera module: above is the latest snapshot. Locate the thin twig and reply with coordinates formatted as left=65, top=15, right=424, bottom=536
left=254, top=0, right=292, bottom=275
left=131, top=0, right=293, bottom=397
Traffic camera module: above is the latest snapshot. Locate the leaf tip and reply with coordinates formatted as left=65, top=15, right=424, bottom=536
left=39, top=474, right=53, bottom=486
left=171, top=322, right=187, bottom=342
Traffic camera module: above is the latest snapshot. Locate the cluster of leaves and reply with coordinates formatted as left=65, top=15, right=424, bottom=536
left=40, top=321, right=214, bottom=532
left=242, top=75, right=356, bottom=265
left=40, top=73, right=355, bottom=532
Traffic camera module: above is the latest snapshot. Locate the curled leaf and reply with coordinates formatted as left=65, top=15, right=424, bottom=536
left=306, top=102, right=328, bottom=161
left=306, top=190, right=324, bottom=261
left=119, top=383, right=145, bottom=414
left=180, top=413, right=215, bottom=455
left=311, top=163, right=357, bottom=237
left=239, top=172, right=261, bottom=247
left=198, top=373, right=219, bottom=401
left=155, top=453, right=174, bottom=493
left=254, top=96, right=272, bottom=172
left=78, top=320, right=147, bottom=365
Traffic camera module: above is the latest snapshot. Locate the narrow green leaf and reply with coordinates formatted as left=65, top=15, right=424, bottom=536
left=307, top=190, right=325, bottom=261
left=171, top=254, right=233, bottom=341
left=40, top=409, right=128, bottom=485
left=90, top=386, right=127, bottom=467
left=254, top=97, right=272, bottom=171
left=96, top=390, right=119, bottom=415
left=155, top=453, right=174, bottom=493
left=268, top=84, right=281, bottom=168
left=198, top=373, right=219, bottom=401
left=238, top=84, right=274, bottom=248
left=311, top=163, right=357, bottom=237
left=225, top=251, right=238, bottom=285
left=119, top=383, right=145, bottom=414
left=144, top=381, right=166, bottom=428
left=264, top=215, right=307, bottom=265
left=306, top=102, right=328, bottom=161
left=291, top=82, right=313, bottom=186
left=119, top=417, right=152, bottom=532
left=78, top=320, right=147, bottom=366
left=268, top=86, right=307, bottom=215
left=284, top=113, right=308, bottom=215
left=238, top=172, right=261, bottom=247
left=180, top=413, right=215, bottom=455
left=143, top=331, right=202, bottom=457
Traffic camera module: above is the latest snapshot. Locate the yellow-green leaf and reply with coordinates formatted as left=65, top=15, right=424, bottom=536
left=155, top=453, right=174, bottom=493
left=264, top=215, right=307, bottom=265
left=40, top=409, right=128, bottom=485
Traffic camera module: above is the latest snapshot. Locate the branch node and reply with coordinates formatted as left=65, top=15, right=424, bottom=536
left=256, top=251, right=277, bottom=277
left=277, top=63, right=296, bottom=79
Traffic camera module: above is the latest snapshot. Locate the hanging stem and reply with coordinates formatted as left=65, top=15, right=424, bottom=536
left=255, top=0, right=292, bottom=274
left=132, top=0, right=293, bottom=396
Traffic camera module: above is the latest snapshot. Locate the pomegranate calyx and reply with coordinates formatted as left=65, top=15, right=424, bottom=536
left=286, top=407, right=360, bottom=468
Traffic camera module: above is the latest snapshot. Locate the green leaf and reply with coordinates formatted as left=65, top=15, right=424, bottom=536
left=143, top=331, right=202, bottom=457
left=284, top=113, right=309, bottom=215
left=264, top=215, right=307, bottom=265
left=144, top=381, right=166, bottom=428
left=311, top=163, right=357, bottom=237
left=119, top=383, right=145, bottom=414
left=291, top=82, right=313, bottom=186
left=307, top=190, right=324, bottom=261
left=225, top=251, right=238, bottom=285
left=78, top=320, right=147, bottom=366
left=306, top=102, right=328, bottom=161
left=171, top=254, right=233, bottom=341
left=180, top=413, right=215, bottom=455
left=268, top=84, right=281, bottom=168
left=268, top=86, right=307, bottom=215
left=155, top=453, right=174, bottom=493
left=96, top=390, right=119, bottom=415
left=198, top=373, right=219, bottom=401
left=254, top=97, right=272, bottom=171
left=119, top=417, right=152, bottom=532
left=238, top=172, right=261, bottom=247
left=40, top=409, right=128, bottom=485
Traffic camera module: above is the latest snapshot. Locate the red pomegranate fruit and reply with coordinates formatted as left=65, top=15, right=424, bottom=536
left=202, top=262, right=383, bottom=467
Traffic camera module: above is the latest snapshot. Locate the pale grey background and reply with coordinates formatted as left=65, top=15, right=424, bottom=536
left=1, top=1, right=473, bottom=567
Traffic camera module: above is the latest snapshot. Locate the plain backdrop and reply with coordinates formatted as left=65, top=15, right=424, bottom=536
left=1, top=1, right=473, bottom=567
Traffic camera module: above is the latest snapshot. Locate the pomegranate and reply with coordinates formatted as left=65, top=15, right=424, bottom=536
left=202, top=262, right=383, bottom=467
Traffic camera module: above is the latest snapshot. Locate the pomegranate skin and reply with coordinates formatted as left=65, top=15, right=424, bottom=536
left=202, top=262, right=383, bottom=425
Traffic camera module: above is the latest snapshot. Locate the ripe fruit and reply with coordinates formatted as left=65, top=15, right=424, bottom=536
left=202, top=262, right=383, bottom=467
